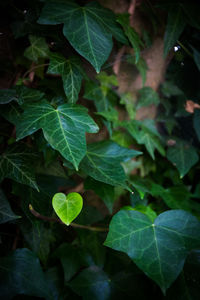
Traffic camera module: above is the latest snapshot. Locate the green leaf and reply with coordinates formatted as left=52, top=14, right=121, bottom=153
left=0, top=89, right=18, bottom=104
left=193, top=109, right=200, bottom=141
left=48, top=53, right=83, bottom=103
left=0, top=248, right=52, bottom=299
left=38, top=1, right=115, bottom=72
left=190, top=46, right=200, bottom=72
left=104, top=209, right=200, bottom=293
left=24, top=35, right=49, bottom=62
left=84, top=177, right=115, bottom=213
left=80, top=141, right=141, bottom=189
left=117, top=14, right=143, bottom=63
left=0, top=144, right=38, bottom=190
left=69, top=266, right=111, bottom=300
left=52, top=192, right=83, bottom=225
left=164, top=7, right=186, bottom=56
left=137, top=87, right=160, bottom=108
left=0, top=189, right=20, bottom=224
left=16, top=100, right=99, bottom=170
left=167, top=140, right=199, bottom=178
left=124, top=205, right=157, bottom=222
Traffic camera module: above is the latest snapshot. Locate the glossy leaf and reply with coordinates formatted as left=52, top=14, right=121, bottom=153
left=52, top=192, right=83, bottom=225
left=0, top=248, right=52, bottom=299
left=167, top=140, right=199, bottom=178
left=24, top=35, right=49, bottom=62
left=80, top=141, right=141, bottom=189
left=48, top=53, right=83, bottom=103
left=0, top=144, right=38, bottom=190
left=164, top=7, right=186, bottom=56
left=104, top=209, right=200, bottom=293
left=16, top=100, right=99, bottom=170
left=0, top=189, right=20, bottom=224
left=38, top=1, right=116, bottom=72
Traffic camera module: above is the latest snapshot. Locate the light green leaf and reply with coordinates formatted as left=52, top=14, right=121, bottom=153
left=24, top=35, right=49, bottom=62
left=167, top=140, right=199, bottom=178
left=52, top=192, right=83, bottom=226
left=38, top=1, right=115, bottom=72
left=48, top=53, right=83, bottom=103
left=104, top=209, right=200, bottom=293
left=80, top=141, right=142, bottom=189
left=117, top=14, right=143, bottom=63
left=0, top=248, right=52, bottom=299
left=0, top=144, right=38, bottom=190
left=0, top=189, right=20, bottom=224
left=16, top=101, right=99, bottom=170
left=164, top=7, right=186, bottom=56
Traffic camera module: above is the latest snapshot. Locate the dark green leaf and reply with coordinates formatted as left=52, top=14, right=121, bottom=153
left=0, top=188, right=20, bottom=224
left=137, top=87, right=160, bottom=108
left=164, top=7, right=186, bottom=56
left=193, top=109, right=200, bottom=141
left=104, top=209, right=200, bottom=293
left=191, top=46, right=200, bottom=72
left=0, top=89, right=18, bottom=104
left=16, top=101, right=99, bottom=170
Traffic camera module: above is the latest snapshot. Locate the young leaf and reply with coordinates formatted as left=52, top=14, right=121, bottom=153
left=0, top=189, right=20, bottom=224
left=24, top=35, right=49, bottom=62
left=52, top=192, right=83, bottom=226
left=104, top=209, right=200, bottom=293
left=0, top=144, right=38, bottom=190
left=164, top=7, right=186, bottom=56
left=38, top=1, right=114, bottom=72
left=48, top=53, right=83, bottom=103
left=80, top=141, right=142, bottom=189
left=167, top=140, right=199, bottom=178
left=16, top=101, right=99, bottom=170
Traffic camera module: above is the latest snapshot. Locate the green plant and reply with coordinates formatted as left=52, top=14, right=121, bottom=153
left=0, top=0, right=200, bottom=299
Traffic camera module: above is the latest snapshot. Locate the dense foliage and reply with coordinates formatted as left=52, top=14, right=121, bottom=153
left=0, top=0, right=200, bottom=299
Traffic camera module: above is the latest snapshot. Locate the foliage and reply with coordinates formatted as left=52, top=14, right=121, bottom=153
left=0, top=0, right=200, bottom=299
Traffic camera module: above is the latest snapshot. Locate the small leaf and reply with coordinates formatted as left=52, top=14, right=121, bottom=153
left=167, top=140, right=199, bottom=178
left=0, top=189, right=20, bottom=224
left=164, top=7, right=186, bottom=56
left=104, top=209, right=200, bottom=293
left=137, top=86, right=160, bottom=108
left=24, top=35, right=49, bottom=62
left=52, top=192, right=83, bottom=226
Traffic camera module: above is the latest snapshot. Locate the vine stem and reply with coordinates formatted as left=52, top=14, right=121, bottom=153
left=29, top=204, right=108, bottom=232
left=22, top=63, right=49, bottom=79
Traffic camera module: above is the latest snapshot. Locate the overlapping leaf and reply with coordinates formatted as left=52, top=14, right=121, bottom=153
left=16, top=100, right=99, bottom=170
left=48, top=53, right=83, bottom=103
left=0, top=189, right=20, bottom=224
left=38, top=1, right=125, bottom=72
left=0, top=144, right=38, bottom=190
left=80, top=141, right=141, bottom=189
left=105, top=209, right=200, bottom=293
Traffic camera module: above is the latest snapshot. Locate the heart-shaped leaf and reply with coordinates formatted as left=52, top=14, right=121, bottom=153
left=52, top=192, right=83, bottom=226
left=104, top=209, right=200, bottom=293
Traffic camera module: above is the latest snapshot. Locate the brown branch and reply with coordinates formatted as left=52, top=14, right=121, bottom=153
left=29, top=204, right=108, bottom=232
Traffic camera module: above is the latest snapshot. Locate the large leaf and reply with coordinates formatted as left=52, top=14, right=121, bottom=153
left=80, top=141, right=141, bottom=189
left=167, top=140, right=199, bottom=178
left=16, top=100, right=99, bottom=170
left=0, top=248, right=52, bottom=299
left=38, top=1, right=119, bottom=72
left=0, top=189, right=20, bottom=224
left=24, top=35, right=49, bottom=62
left=48, top=53, right=83, bottom=103
left=0, top=144, right=38, bottom=190
left=52, top=192, right=83, bottom=225
left=164, top=6, right=186, bottom=56
left=69, top=266, right=111, bottom=300
left=104, top=209, right=200, bottom=293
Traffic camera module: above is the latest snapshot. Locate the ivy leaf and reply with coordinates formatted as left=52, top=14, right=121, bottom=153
left=0, top=89, right=18, bottom=104
left=16, top=101, right=99, bottom=170
left=24, top=35, right=49, bottom=62
left=137, top=87, right=160, bottom=108
left=0, top=189, right=20, bottom=224
left=104, top=209, right=200, bottom=293
left=69, top=266, right=111, bottom=300
left=167, top=140, right=199, bottom=178
left=164, top=7, right=186, bottom=56
left=0, top=248, right=52, bottom=299
left=48, top=53, right=83, bottom=103
left=38, top=1, right=115, bottom=72
left=80, top=141, right=141, bottom=189
left=117, top=14, right=143, bottom=63
left=193, top=109, right=200, bottom=141
left=0, top=144, right=38, bottom=191
left=52, top=192, right=83, bottom=226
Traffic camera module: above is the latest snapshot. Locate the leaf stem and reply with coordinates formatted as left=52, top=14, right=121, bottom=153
left=22, top=63, right=49, bottom=79
left=29, top=204, right=108, bottom=232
